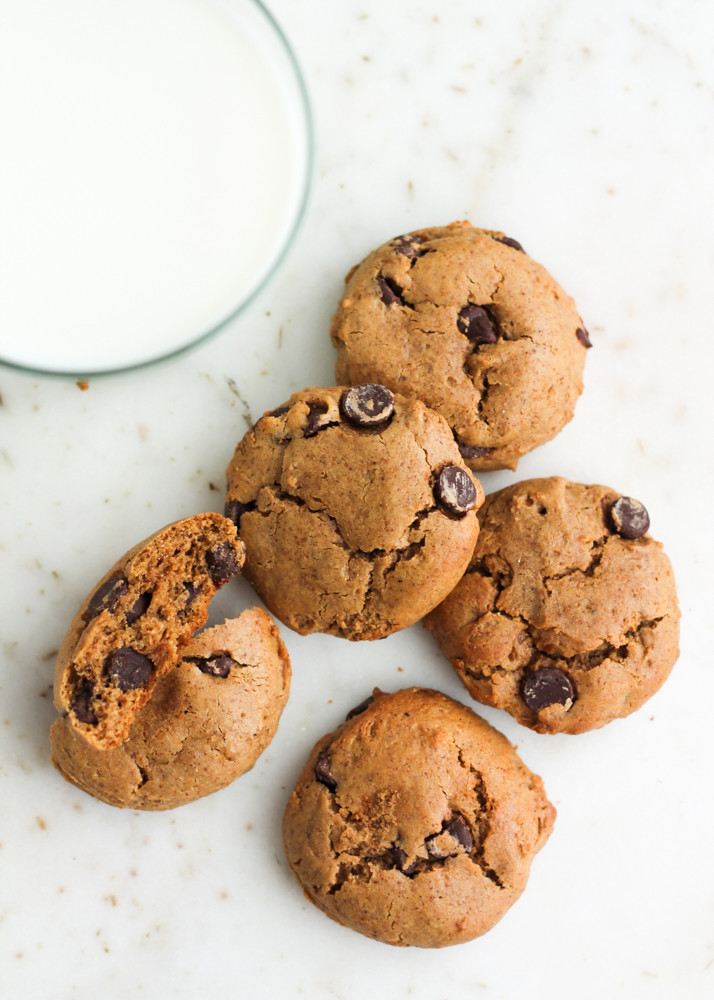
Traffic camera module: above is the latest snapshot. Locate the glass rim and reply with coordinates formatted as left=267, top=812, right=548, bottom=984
left=0, top=0, right=314, bottom=380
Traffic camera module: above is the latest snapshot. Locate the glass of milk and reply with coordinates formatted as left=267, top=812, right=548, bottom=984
left=0, top=0, right=312, bottom=375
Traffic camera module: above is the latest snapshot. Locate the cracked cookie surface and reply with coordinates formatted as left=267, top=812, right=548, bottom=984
left=225, top=386, right=483, bottom=640
left=53, top=513, right=246, bottom=750
left=282, top=687, right=555, bottom=947
left=424, top=477, right=680, bottom=734
left=330, top=221, right=589, bottom=471
left=50, top=608, right=290, bottom=809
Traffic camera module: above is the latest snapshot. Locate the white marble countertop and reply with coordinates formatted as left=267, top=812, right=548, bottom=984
left=1, top=1, right=713, bottom=997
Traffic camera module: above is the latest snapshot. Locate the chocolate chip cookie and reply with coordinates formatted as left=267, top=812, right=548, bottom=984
left=224, top=385, right=483, bottom=640
left=50, top=608, right=290, bottom=809
left=53, top=513, right=245, bottom=750
left=282, top=687, right=555, bottom=947
left=330, top=221, right=589, bottom=471
left=424, top=477, right=680, bottom=734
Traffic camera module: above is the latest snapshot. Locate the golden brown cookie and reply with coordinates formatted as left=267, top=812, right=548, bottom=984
left=424, top=477, right=680, bottom=734
left=53, top=513, right=245, bottom=750
left=330, top=221, right=589, bottom=471
left=224, top=385, right=483, bottom=640
left=282, top=687, right=555, bottom=947
left=50, top=608, right=290, bottom=810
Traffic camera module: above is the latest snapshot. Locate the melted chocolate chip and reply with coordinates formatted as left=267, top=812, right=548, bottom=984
left=86, top=576, right=128, bottom=619
left=106, top=647, right=155, bottom=691
left=493, top=234, right=524, bottom=252
left=455, top=438, right=494, bottom=461
left=444, top=816, right=473, bottom=851
left=457, top=304, right=498, bottom=344
left=268, top=404, right=290, bottom=418
left=610, top=496, right=650, bottom=539
left=191, top=654, right=234, bottom=678
left=345, top=694, right=375, bottom=721
left=303, top=401, right=333, bottom=438
left=521, top=666, right=575, bottom=712
left=225, top=499, right=254, bottom=527
left=125, top=591, right=152, bottom=625
left=390, top=234, right=428, bottom=259
left=206, top=542, right=240, bottom=586
left=340, top=384, right=394, bottom=430
left=391, top=845, right=418, bottom=875
left=376, top=274, right=404, bottom=306
left=426, top=816, right=473, bottom=858
left=315, top=749, right=337, bottom=791
left=434, top=466, right=477, bottom=517
left=576, top=327, right=592, bottom=348
left=72, top=679, right=98, bottom=725
left=183, top=581, right=202, bottom=608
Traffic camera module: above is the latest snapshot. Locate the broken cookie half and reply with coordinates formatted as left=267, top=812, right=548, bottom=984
left=51, top=513, right=290, bottom=809
left=53, top=512, right=246, bottom=750
left=51, top=608, right=291, bottom=810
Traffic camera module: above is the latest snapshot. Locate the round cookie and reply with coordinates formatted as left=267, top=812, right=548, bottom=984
left=50, top=608, right=290, bottom=810
left=53, top=513, right=246, bottom=750
left=424, top=477, right=680, bottom=734
left=330, top=221, right=589, bottom=471
left=282, top=687, right=555, bottom=948
left=224, top=385, right=483, bottom=640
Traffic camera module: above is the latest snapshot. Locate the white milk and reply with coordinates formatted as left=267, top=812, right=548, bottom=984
left=0, top=0, right=310, bottom=373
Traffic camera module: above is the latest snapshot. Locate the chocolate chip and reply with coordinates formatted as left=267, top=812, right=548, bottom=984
left=345, top=694, right=374, bottom=720
left=193, top=654, right=234, bottom=678
left=455, top=437, right=494, bottom=461
left=457, top=304, right=498, bottom=344
left=391, top=845, right=419, bottom=875
left=576, top=327, right=592, bottom=348
left=72, top=679, right=97, bottom=725
left=610, top=496, right=650, bottom=539
left=434, top=466, right=477, bottom=517
left=340, top=384, right=394, bottom=430
left=206, top=542, right=240, bottom=586
left=225, top=498, right=254, bottom=527
left=444, top=816, right=473, bottom=851
left=86, top=575, right=128, bottom=619
left=183, top=581, right=202, bottom=608
left=376, top=274, right=403, bottom=306
left=426, top=816, right=473, bottom=858
left=268, top=404, right=290, bottom=418
left=125, top=591, right=152, bottom=625
left=390, top=234, right=427, bottom=259
left=521, top=666, right=575, bottom=712
left=315, top=749, right=337, bottom=791
left=493, top=235, right=524, bottom=252
left=303, top=401, right=333, bottom=438
left=106, top=647, right=155, bottom=691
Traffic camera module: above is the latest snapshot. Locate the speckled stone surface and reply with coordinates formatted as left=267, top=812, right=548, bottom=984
left=0, top=1, right=712, bottom=998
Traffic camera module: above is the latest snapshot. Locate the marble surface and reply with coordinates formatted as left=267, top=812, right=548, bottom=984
left=1, top=0, right=713, bottom=996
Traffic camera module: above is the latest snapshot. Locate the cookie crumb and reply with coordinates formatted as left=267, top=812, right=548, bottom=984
left=76, top=380, right=89, bottom=391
